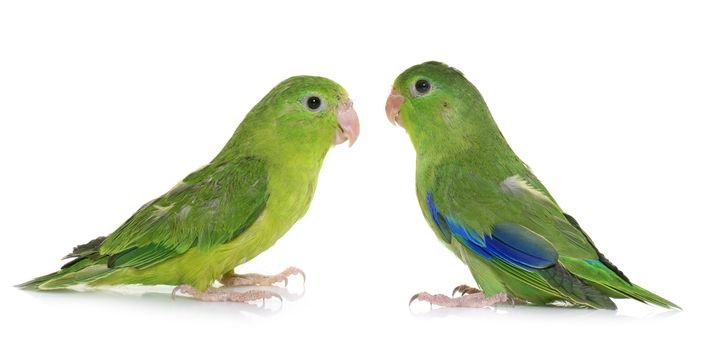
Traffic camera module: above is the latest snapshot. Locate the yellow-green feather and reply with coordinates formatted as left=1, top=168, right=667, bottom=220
left=395, top=61, right=678, bottom=309
left=19, top=76, right=348, bottom=292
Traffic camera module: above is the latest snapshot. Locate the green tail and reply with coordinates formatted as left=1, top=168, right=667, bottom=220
left=17, top=256, right=113, bottom=290
left=561, top=256, right=680, bottom=309
left=493, top=259, right=617, bottom=309
left=622, top=283, right=681, bottom=309
left=17, top=271, right=65, bottom=289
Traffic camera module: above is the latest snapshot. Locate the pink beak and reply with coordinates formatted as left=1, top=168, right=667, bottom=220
left=335, top=99, right=360, bottom=147
left=385, top=88, right=405, bottom=127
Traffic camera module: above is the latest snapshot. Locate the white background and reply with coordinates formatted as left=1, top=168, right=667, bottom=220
left=1, top=1, right=700, bottom=349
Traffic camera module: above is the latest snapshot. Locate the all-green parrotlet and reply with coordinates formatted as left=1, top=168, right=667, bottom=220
left=386, top=61, right=677, bottom=309
left=20, top=76, right=359, bottom=302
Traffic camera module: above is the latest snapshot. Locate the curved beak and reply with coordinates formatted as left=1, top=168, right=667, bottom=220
left=385, top=88, right=405, bottom=127
left=335, top=99, right=360, bottom=147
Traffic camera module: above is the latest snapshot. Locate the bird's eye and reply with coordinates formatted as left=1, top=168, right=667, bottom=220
left=306, top=96, right=322, bottom=110
left=413, top=79, right=431, bottom=96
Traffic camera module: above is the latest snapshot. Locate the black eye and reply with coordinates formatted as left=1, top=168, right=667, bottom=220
left=306, top=96, right=322, bottom=110
left=414, top=79, right=431, bottom=95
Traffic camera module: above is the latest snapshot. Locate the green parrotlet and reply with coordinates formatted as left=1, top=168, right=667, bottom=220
left=386, top=61, right=677, bottom=309
left=20, top=76, right=360, bottom=302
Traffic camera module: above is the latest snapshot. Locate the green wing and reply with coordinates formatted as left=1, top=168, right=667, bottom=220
left=18, top=156, right=269, bottom=290
left=424, top=160, right=677, bottom=308
left=424, top=161, right=598, bottom=259
left=518, top=173, right=678, bottom=308
left=424, top=162, right=615, bottom=308
left=99, top=156, right=268, bottom=269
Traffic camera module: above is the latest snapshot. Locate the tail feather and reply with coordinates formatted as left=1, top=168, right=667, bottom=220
left=17, top=256, right=111, bottom=290
left=494, top=259, right=616, bottom=309
left=561, top=256, right=680, bottom=309
left=38, top=265, right=113, bottom=290
left=600, top=281, right=680, bottom=310
left=16, top=271, right=64, bottom=289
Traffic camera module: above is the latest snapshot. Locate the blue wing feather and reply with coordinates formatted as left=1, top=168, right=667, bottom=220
left=426, top=192, right=557, bottom=271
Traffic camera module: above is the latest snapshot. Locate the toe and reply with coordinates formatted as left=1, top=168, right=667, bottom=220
left=452, top=284, right=482, bottom=296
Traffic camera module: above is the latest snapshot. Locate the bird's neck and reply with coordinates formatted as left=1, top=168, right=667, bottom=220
left=416, top=130, right=524, bottom=182
left=213, top=120, right=331, bottom=175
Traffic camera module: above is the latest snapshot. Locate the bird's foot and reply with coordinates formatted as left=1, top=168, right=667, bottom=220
left=219, top=266, right=306, bottom=287
left=172, top=285, right=282, bottom=303
left=410, top=291, right=510, bottom=308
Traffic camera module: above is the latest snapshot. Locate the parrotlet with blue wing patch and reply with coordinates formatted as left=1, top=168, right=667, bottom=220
left=19, top=76, right=360, bottom=303
left=386, top=61, right=678, bottom=309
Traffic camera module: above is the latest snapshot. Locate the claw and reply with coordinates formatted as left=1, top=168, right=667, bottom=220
left=171, top=285, right=181, bottom=300
left=409, top=292, right=436, bottom=308
left=452, top=284, right=482, bottom=297
left=409, top=293, right=420, bottom=306
left=171, top=284, right=198, bottom=300
left=280, top=266, right=305, bottom=286
left=252, top=290, right=283, bottom=303
left=270, top=292, right=283, bottom=303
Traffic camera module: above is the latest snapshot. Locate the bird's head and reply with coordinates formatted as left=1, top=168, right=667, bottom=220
left=385, top=61, right=500, bottom=158
left=231, top=76, right=359, bottom=162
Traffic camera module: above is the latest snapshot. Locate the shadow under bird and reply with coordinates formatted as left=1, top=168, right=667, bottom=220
left=386, top=61, right=678, bottom=310
left=19, top=76, right=360, bottom=302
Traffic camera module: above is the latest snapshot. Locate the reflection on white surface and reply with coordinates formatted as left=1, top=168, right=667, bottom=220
left=20, top=283, right=681, bottom=321
left=18, top=283, right=306, bottom=318
left=4, top=284, right=694, bottom=350
left=409, top=301, right=680, bottom=320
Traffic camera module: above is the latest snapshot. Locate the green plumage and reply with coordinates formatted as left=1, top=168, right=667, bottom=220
left=20, top=76, right=350, bottom=292
left=392, top=61, right=678, bottom=309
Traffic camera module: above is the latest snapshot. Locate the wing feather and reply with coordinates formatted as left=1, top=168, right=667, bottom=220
left=94, top=156, right=269, bottom=269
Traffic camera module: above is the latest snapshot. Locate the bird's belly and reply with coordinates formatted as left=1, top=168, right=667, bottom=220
left=209, top=186, right=313, bottom=273
left=218, top=214, right=294, bottom=267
